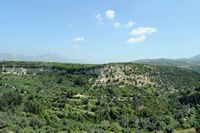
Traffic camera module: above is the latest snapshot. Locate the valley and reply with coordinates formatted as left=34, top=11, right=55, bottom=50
left=0, top=61, right=200, bottom=132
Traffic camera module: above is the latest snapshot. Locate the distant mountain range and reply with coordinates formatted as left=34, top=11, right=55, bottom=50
left=190, top=55, right=200, bottom=61
left=0, top=53, right=83, bottom=63
left=133, top=55, right=200, bottom=73
left=1, top=53, right=200, bottom=72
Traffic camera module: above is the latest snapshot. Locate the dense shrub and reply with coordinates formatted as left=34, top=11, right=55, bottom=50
left=24, top=100, right=43, bottom=114
left=0, top=91, right=23, bottom=111
left=30, top=117, right=45, bottom=129
left=74, top=77, right=86, bottom=86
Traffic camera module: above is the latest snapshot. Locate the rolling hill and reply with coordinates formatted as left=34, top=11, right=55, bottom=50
left=133, top=55, right=200, bottom=73
left=0, top=61, right=200, bottom=132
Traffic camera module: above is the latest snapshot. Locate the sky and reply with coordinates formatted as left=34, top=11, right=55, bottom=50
left=0, top=0, right=200, bottom=63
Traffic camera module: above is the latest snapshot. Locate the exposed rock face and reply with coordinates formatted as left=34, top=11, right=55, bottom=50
left=83, top=68, right=103, bottom=75
left=0, top=64, right=157, bottom=88
left=2, top=66, right=27, bottom=75
left=1, top=63, right=199, bottom=91
left=93, top=64, right=155, bottom=87
left=1, top=66, right=52, bottom=75
left=1, top=65, right=103, bottom=75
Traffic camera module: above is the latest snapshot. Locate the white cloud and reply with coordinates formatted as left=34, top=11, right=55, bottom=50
left=131, top=27, right=157, bottom=35
left=114, top=20, right=135, bottom=29
left=126, top=36, right=146, bottom=44
left=114, top=22, right=121, bottom=28
left=105, top=10, right=115, bottom=20
left=73, top=37, right=86, bottom=43
left=96, top=14, right=104, bottom=25
left=125, top=20, right=135, bottom=27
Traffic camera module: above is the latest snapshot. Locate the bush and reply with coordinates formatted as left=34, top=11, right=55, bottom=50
left=164, top=126, right=173, bottom=133
left=0, top=91, right=23, bottom=111
left=111, top=122, right=122, bottom=132
left=82, top=98, right=89, bottom=105
left=24, top=100, right=43, bottom=114
left=0, top=119, right=6, bottom=129
left=30, top=117, right=44, bottom=129
left=100, top=120, right=110, bottom=129
left=19, top=118, right=29, bottom=128
left=74, top=77, right=86, bottom=86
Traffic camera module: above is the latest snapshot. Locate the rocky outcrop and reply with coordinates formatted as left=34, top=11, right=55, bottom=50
left=2, top=66, right=27, bottom=75
left=93, top=64, right=156, bottom=87
left=1, top=65, right=103, bottom=75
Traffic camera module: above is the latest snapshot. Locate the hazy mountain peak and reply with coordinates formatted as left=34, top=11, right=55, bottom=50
left=190, top=55, right=200, bottom=61
left=0, top=53, right=83, bottom=63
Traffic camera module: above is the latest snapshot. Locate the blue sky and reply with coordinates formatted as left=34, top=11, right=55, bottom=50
left=0, top=0, right=200, bottom=63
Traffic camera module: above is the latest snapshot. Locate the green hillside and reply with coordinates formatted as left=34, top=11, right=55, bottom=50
left=0, top=61, right=200, bottom=132
left=133, top=56, right=200, bottom=73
